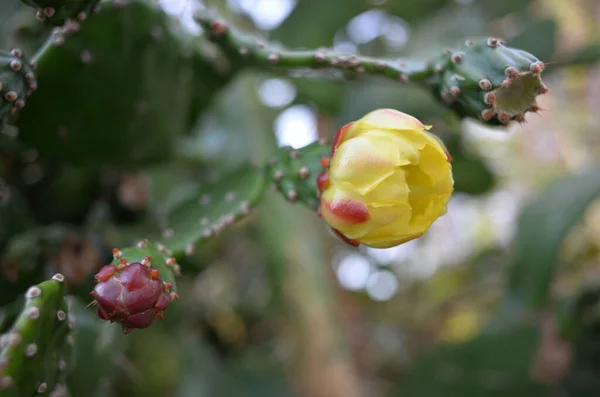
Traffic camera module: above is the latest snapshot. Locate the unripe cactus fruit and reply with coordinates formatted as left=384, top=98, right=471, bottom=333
left=91, top=262, right=171, bottom=333
left=20, top=0, right=101, bottom=21
left=435, top=38, right=547, bottom=125
left=89, top=241, right=178, bottom=334
left=0, top=49, right=36, bottom=122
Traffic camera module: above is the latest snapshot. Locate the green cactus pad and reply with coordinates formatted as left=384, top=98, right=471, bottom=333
left=433, top=38, right=547, bottom=125
left=160, top=165, right=267, bottom=256
left=267, top=141, right=330, bottom=210
left=0, top=49, right=37, bottom=123
left=0, top=275, right=74, bottom=397
left=20, top=0, right=101, bottom=21
left=15, top=0, right=195, bottom=165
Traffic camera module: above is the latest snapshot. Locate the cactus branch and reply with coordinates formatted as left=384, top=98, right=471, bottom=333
left=194, top=10, right=430, bottom=83
left=195, top=9, right=549, bottom=126
left=0, top=275, right=74, bottom=396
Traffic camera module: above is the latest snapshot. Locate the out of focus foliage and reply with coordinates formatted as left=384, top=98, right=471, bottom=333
left=2, top=0, right=600, bottom=396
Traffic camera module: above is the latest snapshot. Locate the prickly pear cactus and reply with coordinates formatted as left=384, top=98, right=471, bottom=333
left=0, top=0, right=574, bottom=395
left=20, top=0, right=101, bottom=21
left=267, top=141, right=330, bottom=210
left=15, top=0, right=197, bottom=165
left=0, top=274, right=74, bottom=397
left=0, top=49, right=36, bottom=122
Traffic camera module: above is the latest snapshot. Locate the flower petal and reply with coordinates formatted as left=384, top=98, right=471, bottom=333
left=329, top=134, right=404, bottom=195
left=320, top=186, right=372, bottom=239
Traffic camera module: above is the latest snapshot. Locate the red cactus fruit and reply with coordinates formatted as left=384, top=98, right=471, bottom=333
left=91, top=260, right=174, bottom=334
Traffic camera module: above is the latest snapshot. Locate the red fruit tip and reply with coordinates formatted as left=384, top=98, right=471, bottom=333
left=148, top=268, right=160, bottom=280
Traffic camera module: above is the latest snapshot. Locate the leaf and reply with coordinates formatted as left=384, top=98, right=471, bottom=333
left=508, top=166, right=600, bottom=309
left=161, top=165, right=267, bottom=255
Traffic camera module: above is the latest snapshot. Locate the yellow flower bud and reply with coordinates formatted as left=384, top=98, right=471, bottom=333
left=317, top=109, right=454, bottom=248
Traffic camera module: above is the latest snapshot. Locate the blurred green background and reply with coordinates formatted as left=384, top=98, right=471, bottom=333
left=5, top=0, right=600, bottom=396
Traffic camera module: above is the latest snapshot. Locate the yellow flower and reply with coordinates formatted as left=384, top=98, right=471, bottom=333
left=317, top=109, right=454, bottom=248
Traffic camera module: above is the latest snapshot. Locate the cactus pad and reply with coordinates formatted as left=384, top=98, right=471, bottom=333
left=20, top=0, right=101, bottom=21
left=160, top=165, right=267, bottom=255
left=15, top=0, right=195, bottom=165
left=267, top=141, right=330, bottom=210
left=0, top=50, right=37, bottom=123
left=0, top=274, right=74, bottom=397
left=90, top=240, right=179, bottom=334
left=434, top=38, right=547, bottom=125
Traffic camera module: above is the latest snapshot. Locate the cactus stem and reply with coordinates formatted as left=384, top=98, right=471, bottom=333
left=26, top=307, right=40, bottom=319
left=481, top=109, right=495, bottom=121
left=200, top=194, right=211, bottom=205
left=44, top=7, right=56, bottom=17
left=26, top=286, right=42, bottom=299
left=478, top=79, right=492, bottom=90
left=504, top=67, right=519, bottom=79
left=195, top=9, right=435, bottom=83
left=52, top=273, right=65, bottom=282
left=497, top=112, right=511, bottom=124
left=0, top=376, right=14, bottom=389
left=199, top=217, right=209, bottom=226
left=25, top=343, right=38, bottom=357
left=240, top=201, right=251, bottom=214
left=225, top=191, right=237, bottom=202
left=287, top=190, right=298, bottom=203
left=451, top=53, right=463, bottom=64
left=80, top=51, right=92, bottom=64
left=298, top=167, right=310, bottom=179
left=58, top=360, right=67, bottom=371
left=487, top=37, right=499, bottom=47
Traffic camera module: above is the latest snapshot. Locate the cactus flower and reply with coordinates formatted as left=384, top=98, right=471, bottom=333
left=91, top=261, right=173, bottom=334
left=317, top=109, right=454, bottom=248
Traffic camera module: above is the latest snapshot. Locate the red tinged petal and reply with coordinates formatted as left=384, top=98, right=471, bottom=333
left=332, top=228, right=360, bottom=247
left=317, top=171, right=330, bottom=194
left=97, top=305, right=112, bottom=321
left=93, top=278, right=122, bottom=312
left=445, top=150, right=453, bottom=163
left=94, top=265, right=117, bottom=282
left=120, top=310, right=156, bottom=329
left=323, top=198, right=370, bottom=225
left=154, top=292, right=170, bottom=311
left=116, top=262, right=148, bottom=290
left=331, top=122, right=354, bottom=156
